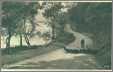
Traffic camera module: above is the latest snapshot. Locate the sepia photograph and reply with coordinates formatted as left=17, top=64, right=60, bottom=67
left=0, top=0, right=112, bottom=71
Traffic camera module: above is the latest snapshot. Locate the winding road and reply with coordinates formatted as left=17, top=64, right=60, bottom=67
left=3, top=24, right=101, bottom=69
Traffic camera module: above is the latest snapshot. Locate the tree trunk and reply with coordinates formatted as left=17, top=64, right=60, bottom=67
left=20, top=34, right=23, bottom=47
left=23, top=16, right=31, bottom=47
left=24, top=35, right=31, bottom=47
left=52, top=24, right=56, bottom=41
left=6, top=32, right=11, bottom=48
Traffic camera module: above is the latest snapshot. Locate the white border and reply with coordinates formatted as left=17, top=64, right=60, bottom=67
left=1, top=69, right=112, bottom=71
left=1, top=0, right=112, bottom=71
left=24, top=1, right=112, bottom=3
left=2, top=0, right=112, bottom=3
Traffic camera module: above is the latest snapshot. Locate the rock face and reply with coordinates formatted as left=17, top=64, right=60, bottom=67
left=64, top=24, right=93, bottom=49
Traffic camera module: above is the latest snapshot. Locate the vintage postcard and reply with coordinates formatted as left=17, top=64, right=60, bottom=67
left=0, top=0, right=112, bottom=72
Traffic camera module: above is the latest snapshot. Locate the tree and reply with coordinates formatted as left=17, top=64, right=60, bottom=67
left=19, top=2, right=39, bottom=47
left=67, top=3, right=112, bottom=68
left=43, top=2, right=64, bottom=41
left=2, top=2, right=39, bottom=48
left=2, top=2, right=22, bottom=48
left=68, top=3, right=112, bottom=48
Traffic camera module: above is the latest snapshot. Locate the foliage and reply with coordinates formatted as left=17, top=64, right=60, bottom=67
left=68, top=3, right=112, bottom=68
left=68, top=3, right=112, bottom=48
left=1, top=1, right=39, bottom=47
left=43, top=2, right=66, bottom=41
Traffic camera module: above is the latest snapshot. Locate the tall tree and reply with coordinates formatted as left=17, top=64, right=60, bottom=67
left=67, top=3, right=112, bottom=68
left=68, top=3, right=112, bottom=48
left=2, top=2, right=39, bottom=48
left=43, top=2, right=64, bottom=41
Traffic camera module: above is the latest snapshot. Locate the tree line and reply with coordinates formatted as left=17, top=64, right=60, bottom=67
left=1, top=2, right=112, bottom=50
